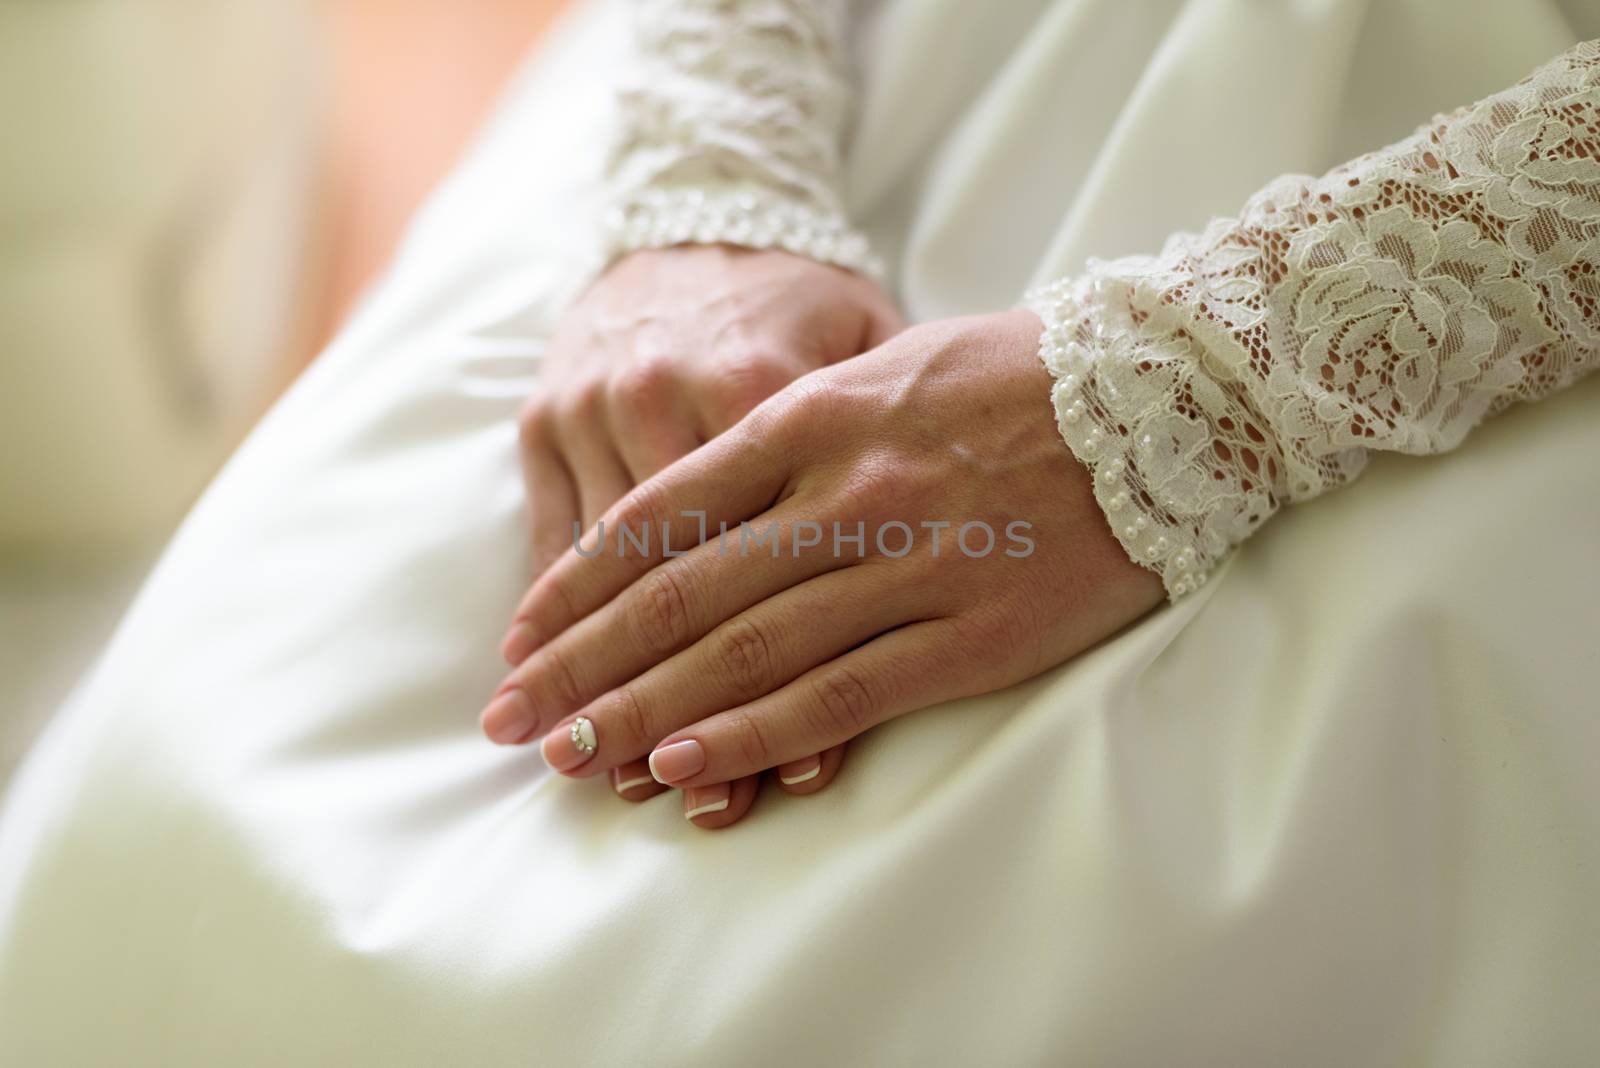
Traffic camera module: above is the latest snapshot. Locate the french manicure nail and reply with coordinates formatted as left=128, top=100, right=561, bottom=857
left=778, top=754, right=822, bottom=786
left=500, top=623, right=537, bottom=665
left=541, top=715, right=598, bottom=773
left=613, top=769, right=656, bottom=796
left=481, top=688, right=536, bottom=744
left=684, top=783, right=730, bottom=820
left=648, top=739, right=705, bottom=784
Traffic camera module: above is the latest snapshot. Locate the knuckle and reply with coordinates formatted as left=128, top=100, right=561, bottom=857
left=829, top=455, right=906, bottom=525
left=908, top=548, right=955, bottom=588
left=730, top=391, right=785, bottom=445
left=614, top=478, right=667, bottom=537
left=775, top=376, right=857, bottom=447
left=631, top=567, right=695, bottom=656
left=990, top=600, right=1036, bottom=647
left=712, top=616, right=777, bottom=698
left=726, top=707, right=775, bottom=770
left=606, top=684, right=650, bottom=745
left=780, top=374, right=836, bottom=419
left=556, top=378, right=605, bottom=427
left=955, top=611, right=1006, bottom=654
left=531, top=571, right=583, bottom=631
left=517, top=396, right=551, bottom=447
left=609, top=356, right=678, bottom=414
left=537, top=643, right=587, bottom=709
left=808, top=666, right=877, bottom=738
left=947, top=607, right=1026, bottom=683
left=740, top=380, right=817, bottom=454
left=714, top=355, right=789, bottom=413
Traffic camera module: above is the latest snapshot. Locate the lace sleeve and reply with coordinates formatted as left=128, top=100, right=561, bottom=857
left=1027, top=41, right=1600, bottom=599
left=601, top=0, right=880, bottom=279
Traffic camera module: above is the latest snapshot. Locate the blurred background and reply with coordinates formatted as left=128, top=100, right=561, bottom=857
left=0, top=0, right=567, bottom=785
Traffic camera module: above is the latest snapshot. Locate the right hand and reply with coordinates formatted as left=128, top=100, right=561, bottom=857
left=505, top=242, right=903, bottom=817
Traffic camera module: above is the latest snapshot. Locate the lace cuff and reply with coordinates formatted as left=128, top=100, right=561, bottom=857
left=599, top=0, right=879, bottom=281
left=603, top=186, right=883, bottom=280
left=1029, top=41, right=1600, bottom=600
left=1026, top=275, right=1235, bottom=599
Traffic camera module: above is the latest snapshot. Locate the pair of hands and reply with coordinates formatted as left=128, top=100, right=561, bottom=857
left=480, top=245, right=1162, bottom=828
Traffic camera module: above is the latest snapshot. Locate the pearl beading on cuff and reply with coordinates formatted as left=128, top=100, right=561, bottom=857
left=603, top=187, right=883, bottom=281
left=1025, top=272, right=1221, bottom=601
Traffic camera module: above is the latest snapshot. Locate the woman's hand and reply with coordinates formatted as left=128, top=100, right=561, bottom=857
left=507, top=243, right=901, bottom=810
left=483, top=308, right=1166, bottom=827
left=514, top=244, right=902, bottom=579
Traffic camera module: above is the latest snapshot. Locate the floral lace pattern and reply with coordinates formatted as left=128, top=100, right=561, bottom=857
left=1028, top=41, right=1600, bottom=598
left=602, top=0, right=879, bottom=277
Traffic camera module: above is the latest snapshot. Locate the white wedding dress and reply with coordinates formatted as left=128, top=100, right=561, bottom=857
left=4, top=1, right=1599, bottom=1064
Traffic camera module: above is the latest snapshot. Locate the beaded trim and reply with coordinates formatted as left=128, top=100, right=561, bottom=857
left=1025, top=272, right=1216, bottom=601
left=604, top=188, right=883, bottom=281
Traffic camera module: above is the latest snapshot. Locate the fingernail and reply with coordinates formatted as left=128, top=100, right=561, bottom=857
left=612, top=769, right=656, bottom=796
left=481, top=688, right=536, bottom=744
left=541, top=715, right=598, bottom=772
left=500, top=623, right=537, bottom=666
left=683, top=783, right=730, bottom=820
left=778, top=754, right=822, bottom=786
left=648, top=739, right=705, bottom=784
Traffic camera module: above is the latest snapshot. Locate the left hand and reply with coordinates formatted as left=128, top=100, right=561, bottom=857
left=481, top=309, right=1165, bottom=827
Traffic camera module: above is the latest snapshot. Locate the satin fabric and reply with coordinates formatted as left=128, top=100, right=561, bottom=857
left=3, top=1, right=1598, bottom=1063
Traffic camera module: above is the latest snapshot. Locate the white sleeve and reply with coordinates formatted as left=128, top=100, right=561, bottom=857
left=1026, top=41, right=1600, bottom=599
left=601, top=0, right=880, bottom=279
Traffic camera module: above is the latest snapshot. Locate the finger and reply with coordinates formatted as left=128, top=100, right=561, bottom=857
left=554, top=401, right=634, bottom=533
left=862, top=298, right=906, bottom=350
left=691, top=360, right=794, bottom=438
left=607, top=379, right=702, bottom=484
left=609, top=759, right=667, bottom=803
left=683, top=774, right=760, bottom=830
left=773, top=743, right=845, bottom=796
left=518, top=558, right=919, bottom=771
left=517, top=401, right=581, bottom=588
left=646, top=619, right=973, bottom=788
left=506, top=414, right=790, bottom=652
left=487, top=497, right=845, bottom=746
